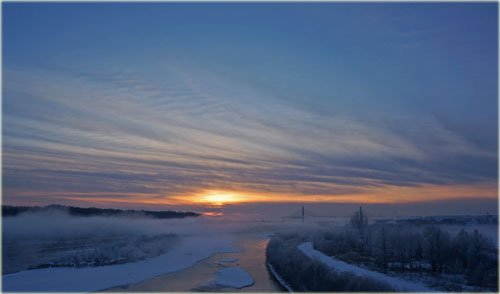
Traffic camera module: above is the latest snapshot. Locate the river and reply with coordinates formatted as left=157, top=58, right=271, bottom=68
left=105, top=233, right=283, bottom=292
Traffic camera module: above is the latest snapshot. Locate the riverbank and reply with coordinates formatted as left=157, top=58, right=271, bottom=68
left=3, top=235, right=234, bottom=292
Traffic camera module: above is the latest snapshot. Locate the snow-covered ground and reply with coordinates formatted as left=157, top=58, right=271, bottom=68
left=298, top=242, right=433, bottom=292
left=211, top=267, right=254, bottom=288
left=3, top=236, right=235, bottom=292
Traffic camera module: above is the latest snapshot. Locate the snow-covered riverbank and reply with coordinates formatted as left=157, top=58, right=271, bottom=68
left=298, top=242, right=433, bottom=292
left=3, top=236, right=235, bottom=292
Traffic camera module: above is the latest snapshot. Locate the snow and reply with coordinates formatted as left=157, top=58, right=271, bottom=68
left=218, top=258, right=239, bottom=263
left=212, top=267, right=254, bottom=288
left=297, top=242, right=433, bottom=292
left=3, top=236, right=235, bottom=292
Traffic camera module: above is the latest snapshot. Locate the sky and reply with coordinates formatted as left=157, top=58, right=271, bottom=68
left=2, top=3, right=498, bottom=214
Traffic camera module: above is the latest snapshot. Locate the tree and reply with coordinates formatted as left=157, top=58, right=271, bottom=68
left=469, top=229, right=484, bottom=264
left=377, top=226, right=389, bottom=273
left=350, top=207, right=368, bottom=232
left=412, top=232, right=424, bottom=271
left=454, top=229, right=470, bottom=270
left=424, top=226, right=450, bottom=274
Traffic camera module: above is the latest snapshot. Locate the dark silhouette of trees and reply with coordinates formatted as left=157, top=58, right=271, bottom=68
left=424, top=226, right=450, bottom=274
left=376, top=227, right=389, bottom=273
left=2, top=205, right=199, bottom=219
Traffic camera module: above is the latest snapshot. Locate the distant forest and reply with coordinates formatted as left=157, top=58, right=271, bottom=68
left=2, top=205, right=199, bottom=219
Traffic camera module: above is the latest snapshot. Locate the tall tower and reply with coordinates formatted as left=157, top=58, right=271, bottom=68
left=302, top=206, right=305, bottom=222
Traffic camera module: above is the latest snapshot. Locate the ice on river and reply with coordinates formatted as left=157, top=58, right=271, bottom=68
left=213, top=267, right=254, bottom=288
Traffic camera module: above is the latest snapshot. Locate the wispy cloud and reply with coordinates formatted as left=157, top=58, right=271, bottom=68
left=3, top=64, right=497, bottom=207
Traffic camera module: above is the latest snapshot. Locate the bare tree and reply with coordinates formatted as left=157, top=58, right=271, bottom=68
left=378, top=226, right=389, bottom=273
left=424, top=226, right=450, bottom=274
left=350, top=207, right=368, bottom=232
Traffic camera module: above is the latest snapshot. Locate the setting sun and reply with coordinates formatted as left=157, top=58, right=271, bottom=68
left=200, top=191, right=242, bottom=205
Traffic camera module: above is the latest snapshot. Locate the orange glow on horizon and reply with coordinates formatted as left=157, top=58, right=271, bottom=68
left=13, top=182, right=498, bottom=209
left=171, top=183, right=498, bottom=206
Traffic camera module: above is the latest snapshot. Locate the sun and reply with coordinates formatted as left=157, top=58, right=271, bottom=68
left=200, top=191, right=241, bottom=206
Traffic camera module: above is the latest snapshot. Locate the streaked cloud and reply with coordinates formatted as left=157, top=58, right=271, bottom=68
left=3, top=64, right=497, bottom=207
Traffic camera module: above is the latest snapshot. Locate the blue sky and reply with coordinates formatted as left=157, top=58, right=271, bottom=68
left=2, top=3, right=498, bottom=210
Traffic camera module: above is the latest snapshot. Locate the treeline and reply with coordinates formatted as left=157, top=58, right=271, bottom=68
left=2, top=205, right=199, bottom=219
left=313, top=212, right=498, bottom=290
left=266, top=232, right=395, bottom=292
left=389, top=215, right=498, bottom=226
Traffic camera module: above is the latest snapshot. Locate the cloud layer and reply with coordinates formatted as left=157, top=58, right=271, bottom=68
left=3, top=65, right=497, bottom=207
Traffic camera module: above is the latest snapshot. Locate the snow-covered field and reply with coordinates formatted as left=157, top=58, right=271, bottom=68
left=3, top=235, right=236, bottom=292
left=298, top=242, right=433, bottom=292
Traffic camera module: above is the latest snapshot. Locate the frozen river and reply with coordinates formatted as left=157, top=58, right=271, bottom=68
left=105, top=233, right=282, bottom=292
